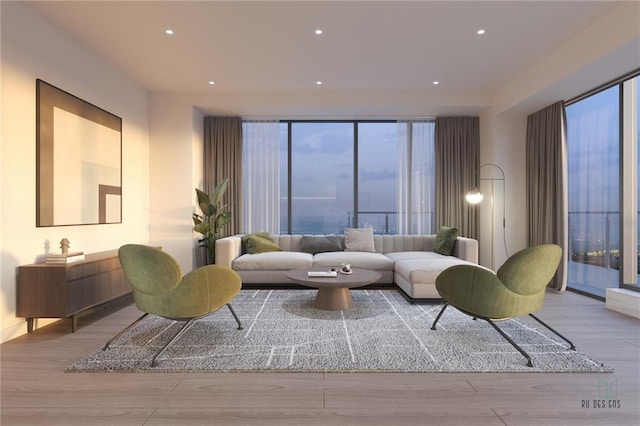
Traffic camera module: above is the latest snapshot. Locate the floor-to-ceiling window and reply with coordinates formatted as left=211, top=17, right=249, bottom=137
left=637, top=76, right=640, bottom=285
left=244, top=120, right=435, bottom=235
left=566, top=86, right=620, bottom=297
left=290, top=122, right=354, bottom=234
left=357, top=122, right=398, bottom=233
left=566, top=71, right=639, bottom=297
left=628, top=75, right=640, bottom=289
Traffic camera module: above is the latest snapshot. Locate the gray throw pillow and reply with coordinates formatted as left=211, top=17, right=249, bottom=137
left=433, top=226, right=459, bottom=256
left=344, top=227, right=375, bottom=252
left=301, top=236, right=344, bottom=254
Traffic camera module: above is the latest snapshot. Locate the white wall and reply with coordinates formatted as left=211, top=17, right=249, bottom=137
left=0, top=2, right=150, bottom=342
left=477, top=109, right=528, bottom=269
left=148, top=94, right=203, bottom=272
left=494, top=1, right=640, bottom=116
left=191, top=107, right=205, bottom=270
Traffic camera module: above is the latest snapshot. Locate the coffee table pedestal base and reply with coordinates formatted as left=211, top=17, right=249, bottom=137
left=286, top=268, right=381, bottom=311
left=315, top=287, right=353, bottom=311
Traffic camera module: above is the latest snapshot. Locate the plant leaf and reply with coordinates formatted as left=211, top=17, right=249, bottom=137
left=211, top=178, right=228, bottom=206
left=216, top=211, right=232, bottom=229
left=193, top=222, right=210, bottom=235
left=193, top=179, right=231, bottom=264
left=195, top=188, right=212, bottom=216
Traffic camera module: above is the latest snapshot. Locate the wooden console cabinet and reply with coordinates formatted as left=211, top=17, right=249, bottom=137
left=16, top=250, right=132, bottom=332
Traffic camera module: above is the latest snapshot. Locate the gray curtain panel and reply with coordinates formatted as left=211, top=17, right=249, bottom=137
left=203, top=116, right=243, bottom=236
left=526, top=101, right=566, bottom=291
left=434, top=116, right=479, bottom=239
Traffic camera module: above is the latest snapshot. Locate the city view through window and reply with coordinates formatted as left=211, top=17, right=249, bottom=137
left=288, top=122, right=355, bottom=234
left=566, top=75, right=639, bottom=297
left=278, top=121, right=435, bottom=235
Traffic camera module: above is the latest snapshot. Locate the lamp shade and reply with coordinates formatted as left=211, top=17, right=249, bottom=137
left=465, top=188, right=484, bottom=204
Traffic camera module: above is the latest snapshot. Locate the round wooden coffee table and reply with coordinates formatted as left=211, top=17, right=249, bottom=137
left=286, top=268, right=382, bottom=311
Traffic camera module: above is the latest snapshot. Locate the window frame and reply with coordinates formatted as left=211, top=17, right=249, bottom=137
left=277, top=119, right=434, bottom=235
left=565, top=68, right=640, bottom=294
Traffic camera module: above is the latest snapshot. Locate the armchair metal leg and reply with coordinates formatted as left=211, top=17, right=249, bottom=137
left=485, top=319, right=534, bottom=367
left=227, top=303, right=243, bottom=330
left=430, top=303, right=449, bottom=330
left=529, top=313, right=576, bottom=350
left=102, top=313, right=148, bottom=351
left=151, top=318, right=198, bottom=367
left=151, top=304, right=243, bottom=366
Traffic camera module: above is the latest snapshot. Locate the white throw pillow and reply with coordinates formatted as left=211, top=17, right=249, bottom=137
left=344, top=227, right=375, bottom=252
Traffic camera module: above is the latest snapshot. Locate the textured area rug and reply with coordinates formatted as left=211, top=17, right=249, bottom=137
left=67, top=289, right=611, bottom=373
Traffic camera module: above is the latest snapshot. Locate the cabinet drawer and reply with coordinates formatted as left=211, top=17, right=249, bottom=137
left=67, top=262, right=100, bottom=281
left=99, top=257, right=122, bottom=273
left=66, top=276, right=100, bottom=313
left=102, top=269, right=132, bottom=297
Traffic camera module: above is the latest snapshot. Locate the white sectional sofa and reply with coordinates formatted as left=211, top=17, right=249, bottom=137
left=215, top=233, right=479, bottom=299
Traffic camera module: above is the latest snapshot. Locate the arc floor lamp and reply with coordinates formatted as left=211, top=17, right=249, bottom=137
left=466, top=163, right=509, bottom=270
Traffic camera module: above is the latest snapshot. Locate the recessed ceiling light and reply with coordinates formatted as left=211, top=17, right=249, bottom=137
left=208, top=81, right=216, bottom=85
left=165, top=29, right=174, bottom=35
left=315, top=29, right=323, bottom=35
left=477, top=29, right=486, bottom=35
left=316, top=81, right=323, bottom=85
left=433, top=81, right=440, bottom=85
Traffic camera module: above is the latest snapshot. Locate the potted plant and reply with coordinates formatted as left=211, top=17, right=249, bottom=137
left=192, top=178, right=231, bottom=264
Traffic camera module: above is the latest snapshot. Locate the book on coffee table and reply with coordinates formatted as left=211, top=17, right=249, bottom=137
left=307, top=270, right=338, bottom=278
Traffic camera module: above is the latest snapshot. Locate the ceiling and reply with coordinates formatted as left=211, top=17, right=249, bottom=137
left=26, top=1, right=623, bottom=115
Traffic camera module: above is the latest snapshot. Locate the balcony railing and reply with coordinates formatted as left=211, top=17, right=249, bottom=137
left=347, top=210, right=435, bottom=234
left=568, top=211, right=640, bottom=271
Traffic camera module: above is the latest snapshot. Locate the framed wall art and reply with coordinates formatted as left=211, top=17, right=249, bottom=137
left=36, top=79, right=122, bottom=227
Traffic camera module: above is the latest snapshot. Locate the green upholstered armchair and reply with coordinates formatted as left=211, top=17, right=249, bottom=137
left=430, top=244, right=575, bottom=367
left=103, top=244, right=243, bottom=367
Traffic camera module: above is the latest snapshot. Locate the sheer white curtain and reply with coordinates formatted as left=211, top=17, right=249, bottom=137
left=397, top=120, right=435, bottom=234
left=242, top=120, right=281, bottom=234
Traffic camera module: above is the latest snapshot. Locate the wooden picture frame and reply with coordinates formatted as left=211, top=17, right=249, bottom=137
left=36, top=79, right=122, bottom=227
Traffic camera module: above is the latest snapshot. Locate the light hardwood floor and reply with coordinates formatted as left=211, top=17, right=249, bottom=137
left=1, top=290, right=638, bottom=425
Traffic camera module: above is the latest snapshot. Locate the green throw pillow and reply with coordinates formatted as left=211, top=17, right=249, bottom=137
left=242, top=232, right=282, bottom=254
left=434, top=226, right=459, bottom=256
